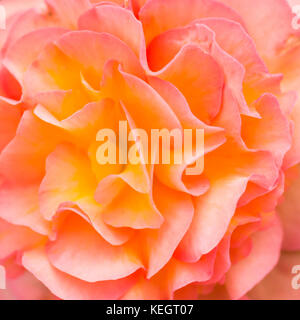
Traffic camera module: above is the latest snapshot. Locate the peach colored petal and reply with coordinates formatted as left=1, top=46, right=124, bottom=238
left=148, top=77, right=226, bottom=196
left=1, top=0, right=45, bottom=19
left=121, top=273, right=169, bottom=300
left=154, top=44, right=224, bottom=123
left=0, top=218, right=44, bottom=260
left=285, top=101, right=300, bottom=168
left=0, top=265, right=5, bottom=289
left=33, top=97, right=123, bottom=157
left=22, top=246, right=138, bottom=300
left=39, top=143, right=97, bottom=220
left=242, top=171, right=285, bottom=215
left=90, top=0, right=124, bottom=5
left=24, top=31, right=144, bottom=104
left=147, top=22, right=251, bottom=118
left=0, top=111, right=65, bottom=183
left=0, top=67, right=22, bottom=101
left=169, top=251, right=217, bottom=294
left=241, top=94, right=291, bottom=167
left=146, top=182, right=194, bottom=278
left=39, top=143, right=131, bottom=245
left=4, top=27, right=68, bottom=83
left=123, top=251, right=216, bottom=299
left=130, top=0, right=147, bottom=16
left=225, top=215, right=283, bottom=299
left=2, top=270, right=54, bottom=300
left=148, top=76, right=226, bottom=150
left=95, top=176, right=164, bottom=229
left=0, top=182, right=50, bottom=235
left=270, top=43, right=300, bottom=168
left=23, top=43, right=86, bottom=102
left=277, top=165, right=300, bottom=250
left=2, top=7, right=60, bottom=56
left=195, top=18, right=267, bottom=79
left=205, top=235, right=231, bottom=285
left=101, top=61, right=181, bottom=132
left=45, top=0, right=91, bottom=29
left=176, top=175, right=248, bottom=262
left=140, top=0, right=244, bottom=44
left=56, top=31, right=144, bottom=81
left=219, top=0, right=294, bottom=59
left=249, top=251, right=300, bottom=300
left=59, top=99, right=121, bottom=149
left=47, top=213, right=142, bottom=282
left=0, top=99, right=21, bottom=152
left=78, top=5, right=145, bottom=58
left=209, top=142, right=279, bottom=190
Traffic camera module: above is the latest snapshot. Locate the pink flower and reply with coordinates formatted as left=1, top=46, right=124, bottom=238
left=0, top=0, right=299, bottom=300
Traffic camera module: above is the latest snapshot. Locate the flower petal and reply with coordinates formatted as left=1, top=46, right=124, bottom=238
left=176, top=175, right=248, bottom=262
left=22, top=246, right=138, bottom=300
left=47, top=213, right=142, bottom=282
left=146, top=182, right=194, bottom=278
left=45, top=0, right=91, bottom=29
left=154, top=45, right=224, bottom=123
left=140, top=0, right=244, bottom=44
left=249, top=251, right=300, bottom=300
left=0, top=99, right=21, bottom=152
left=225, top=215, right=282, bottom=299
left=78, top=5, right=145, bottom=58
left=277, top=165, right=300, bottom=250
left=0, top=218, right=44, bottom=260
left=218, top=0, right=294, bottom=60
left=4, top=27, right=68, bottom=83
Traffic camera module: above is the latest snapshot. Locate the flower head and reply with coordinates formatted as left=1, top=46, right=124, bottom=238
left=0, top=0, right=300, bottom=300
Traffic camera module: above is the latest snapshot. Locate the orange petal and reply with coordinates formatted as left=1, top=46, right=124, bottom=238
left=39, top=143, right=131, bottom=245
left=154, top=45, right=224, bottom=123
left=146, top=182, right=194, bottom=278
left=45, top=0, right=91, bottom=29
left=140, top=0, right=244, bottom=44
left=78, top=5, right=145, bottom=58
left=22, top=246, right=138, bottom=300
left=277, top=165, right=300, bottom=250
left=225, top=215, right=282, bottom=299
left=4, top=27, right=68, bottom=83
left=176, top=175, right=248, bottom=261
left=47, top=213, right=142, bottom=282
left=0, top=218, right=44, bottom=260
left=0, top=99, right=21, bottom=152
left=0, top=181, right=50, bottom=235
left=95, top=176, right=164, bottom=229
left=0, top=111, right=64, bottom=183
left=242, top=94, right=291, bottom=167
left=218, top=0, right=294, bottom=61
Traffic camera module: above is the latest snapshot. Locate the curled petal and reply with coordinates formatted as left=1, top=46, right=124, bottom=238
left=4, top=27, right=68, bottom=83
left=78, top=5, right=145, bottom=59
left=0, top=218, right=44, bottom=260
left=47, top=213, right=142, bottom=282
left=22, top=246, right=138, bottom=300
left=146, top=182, right=194, bottom=278
left=154, top=44, right=224, bottom=123
left=140, top=0, right=244, bottom=44
left=219, top=0, right=294, bottom=60
left=225, top=215, right=282, bottom=299
left=176, top=175, right=248, bottom=262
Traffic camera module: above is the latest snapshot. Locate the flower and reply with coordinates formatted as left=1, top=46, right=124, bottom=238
left=0, top=0, right=299, bottom=300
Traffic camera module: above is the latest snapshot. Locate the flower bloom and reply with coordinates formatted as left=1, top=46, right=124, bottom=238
left=0, top=0, right=300, bottom=300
